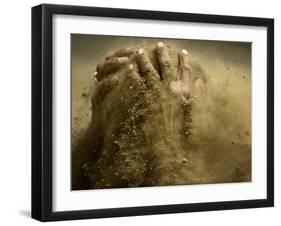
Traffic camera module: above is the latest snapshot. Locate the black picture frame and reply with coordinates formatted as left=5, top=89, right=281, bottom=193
left=32, top=3, right=274, bottom=222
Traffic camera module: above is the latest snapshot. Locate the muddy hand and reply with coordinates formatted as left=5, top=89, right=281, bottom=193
left=135, top=42, right=205, bottom=186
left=136, top=42, right=203, bottom=99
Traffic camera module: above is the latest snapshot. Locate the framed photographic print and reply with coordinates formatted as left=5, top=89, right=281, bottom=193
left=32, top=4, right=274, bottom=221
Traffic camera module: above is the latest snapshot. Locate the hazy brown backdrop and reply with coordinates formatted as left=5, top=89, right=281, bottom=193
left=71, top=34, right=251, bottom=188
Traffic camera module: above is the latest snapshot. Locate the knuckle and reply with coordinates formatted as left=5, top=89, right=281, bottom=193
left=181, top=63, right=192, bottom=72
left=142, top=63, right=154, bottom=74
left=161, top=59, right=171, bottom=68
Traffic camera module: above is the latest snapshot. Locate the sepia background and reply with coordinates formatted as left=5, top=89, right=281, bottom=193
left=71, top=34, right=252, bottom=187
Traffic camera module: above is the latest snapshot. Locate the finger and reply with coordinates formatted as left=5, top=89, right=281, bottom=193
left=127, top=64, right=141, bottom=82
left=170, top=80, right=190, bottom=99
left=136, top=48, right=160, bottom=89
left=96, top=56, right=128, bottom=82
left=126, top=64, right=143, bottom=89
left=97, top=57, right=128, bottom=74
left=155, top=42, right=174, bottom=81
left=105, top=47, right=134, bottom=60
left=178, top=49, right=192, bottom=85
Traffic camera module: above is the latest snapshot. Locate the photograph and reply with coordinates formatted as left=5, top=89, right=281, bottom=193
left=31, top=3, right=274, bottom=221
left=71, top=34, right=252, bottom=190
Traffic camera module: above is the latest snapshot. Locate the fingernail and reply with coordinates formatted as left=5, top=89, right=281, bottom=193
left=94, top=76, right=101, bottom=84
left=182, top=49, right=188, bottom=55
left=137, top=48, right=144, bottom=55
left=118, top=56, right=129, bottom=63
left=94, top=72, right=101, bottom=83
left=157, top=42, right=164, bottom=48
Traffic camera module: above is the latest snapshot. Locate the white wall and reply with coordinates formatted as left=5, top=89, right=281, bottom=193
left=0, top=0, right=279, bottom=225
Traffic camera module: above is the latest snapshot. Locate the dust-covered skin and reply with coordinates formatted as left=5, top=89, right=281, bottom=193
left=72, top=41, right=251, bottom=190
